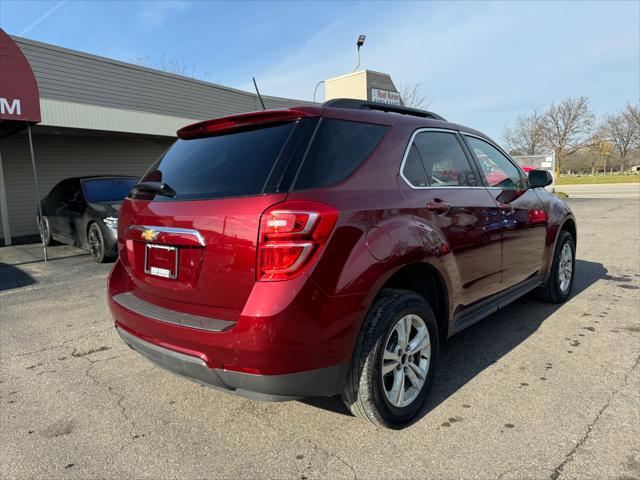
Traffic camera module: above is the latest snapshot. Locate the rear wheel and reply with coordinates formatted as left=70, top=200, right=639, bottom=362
left=39, top=216, right=54, bottom=246
left=536, top=230, right=576, bottom=303
left=88, top=222, right=112, bottom=263
left=341, top=289, right=439, bottom=429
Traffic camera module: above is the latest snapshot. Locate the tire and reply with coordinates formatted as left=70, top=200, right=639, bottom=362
left=39, top=216, right=54, bottom=246
left=536, top=230, right=576, bottom=303
left=341, top=289, right=439, bottom=429
left=87, top=222, right=113, bottom=263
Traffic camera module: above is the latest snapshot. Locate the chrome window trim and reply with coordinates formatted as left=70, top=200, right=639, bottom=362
left=127, top=225, right=206, bottom=247
left=399, top=128, right=483, bottom=190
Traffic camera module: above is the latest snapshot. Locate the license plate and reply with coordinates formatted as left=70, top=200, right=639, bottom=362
left=144, top=244, right=178, bottom=279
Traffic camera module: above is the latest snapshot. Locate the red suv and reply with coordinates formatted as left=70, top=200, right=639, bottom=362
left=109, top=99, right=576, bottom=428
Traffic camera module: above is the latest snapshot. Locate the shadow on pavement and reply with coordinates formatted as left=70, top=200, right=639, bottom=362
left=6, top=253, right=89, bottom=267
left=0, top=262, right=37, bottom=291
left=301, top=259, right=609, bottom=422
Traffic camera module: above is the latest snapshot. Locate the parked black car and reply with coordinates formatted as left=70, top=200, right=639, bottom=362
left=39, top=176, right=138, bottom=262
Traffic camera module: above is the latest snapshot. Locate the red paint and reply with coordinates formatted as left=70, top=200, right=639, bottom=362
left=109, top=106, right=575, bottom=382
left=177, top=108, right=320, bottom=139
left=0, top=28, right=41, bottom=126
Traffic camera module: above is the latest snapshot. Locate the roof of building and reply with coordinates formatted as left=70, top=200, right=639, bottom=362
left=12, top=35, right=317, bottom=137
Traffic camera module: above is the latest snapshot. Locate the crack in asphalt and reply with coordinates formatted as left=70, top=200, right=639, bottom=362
left=14, top=325, right=113, bottom=358
left=240, top=402, right=358, bottom=479
left=549, top=355, right=640, bottom=480
left=72, top=346, right=139, bottom=454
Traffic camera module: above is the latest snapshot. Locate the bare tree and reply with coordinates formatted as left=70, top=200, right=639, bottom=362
left=503, top=110, right=545, bottom=155
left=626, top=103, right=640, bottom=149
left=132, top=54, right=208, bottom=80
left=541, top=96, right=596, bottom=177
left=399, top=81, right=428, bottom=109
left=603, top=104, right=640, bottom=172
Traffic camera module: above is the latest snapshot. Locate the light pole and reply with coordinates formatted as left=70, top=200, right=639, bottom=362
left=312, top=34, right=367, bottom=103
left=353, top=34, right=366, bottom=72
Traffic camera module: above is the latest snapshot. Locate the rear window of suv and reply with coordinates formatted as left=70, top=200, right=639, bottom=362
left=293, top=119, right=387, bottom=190
left=135, top=117, right=387, bottom=201
left=137, top=122, right=295, bottom=200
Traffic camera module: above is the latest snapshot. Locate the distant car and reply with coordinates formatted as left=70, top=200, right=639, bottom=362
left=39, top=176, right=138, bottom=262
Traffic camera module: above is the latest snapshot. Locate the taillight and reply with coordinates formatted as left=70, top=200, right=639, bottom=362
left=258, top=202, right=338, bottom=281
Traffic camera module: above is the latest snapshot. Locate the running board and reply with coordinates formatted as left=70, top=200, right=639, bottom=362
left=450, top=276, right=542, bottom=336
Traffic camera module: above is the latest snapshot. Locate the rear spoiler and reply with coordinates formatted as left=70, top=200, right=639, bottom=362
left=177, top=108, right=320, bottom=139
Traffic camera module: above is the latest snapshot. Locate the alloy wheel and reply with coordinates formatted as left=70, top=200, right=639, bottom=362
left=558, top=242, right=573, bottom=293
left=39, top=217, right=49, bottom=242
left=381, top=314, right=431, bottom=408
left=88, top=225, right=102, bottom=260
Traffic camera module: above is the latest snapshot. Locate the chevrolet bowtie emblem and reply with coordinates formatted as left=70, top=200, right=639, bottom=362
left=141, top=229, right=159, bottom=242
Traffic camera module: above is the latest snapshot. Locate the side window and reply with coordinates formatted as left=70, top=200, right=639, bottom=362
left=410, top=131, right=478, bottom=187
left=402, top=144, right=429, bottom=187
left=465, top=136, right=525, bottom=189
left=293, top=119, right=388, bottom=190
left=50, top=180, right=75, bottom=201
left=49, top=181, right=66, bottom=201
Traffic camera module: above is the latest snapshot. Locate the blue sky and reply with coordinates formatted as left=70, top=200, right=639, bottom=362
left=1, top=0, right=638, bottom=140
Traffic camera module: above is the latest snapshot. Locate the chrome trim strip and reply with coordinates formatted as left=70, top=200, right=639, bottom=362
left=398, top=127, right=484, bottom=190
left=127, top=225, right=206, bottom=246
left=113, top=292, right=235, bottom=332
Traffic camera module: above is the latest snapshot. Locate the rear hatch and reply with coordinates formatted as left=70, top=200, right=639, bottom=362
left=117, top=108, right=389, bottom=319
left=118, top=111, right=318, bottom=318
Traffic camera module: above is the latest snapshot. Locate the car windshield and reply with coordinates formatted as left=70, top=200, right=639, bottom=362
left=82, top=178, right=138, bottom=203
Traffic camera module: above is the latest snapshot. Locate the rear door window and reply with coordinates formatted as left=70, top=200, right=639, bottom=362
left=137, top=122, right=296, bottom=200
left=408, top=131, right=478, bottom=187
left=402, top=144, right=429, bottom=187
left=293, top=119, right=388, bottom=190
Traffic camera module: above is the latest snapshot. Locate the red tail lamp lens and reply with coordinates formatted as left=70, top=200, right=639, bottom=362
left=258, top=202, right=338, bottom=281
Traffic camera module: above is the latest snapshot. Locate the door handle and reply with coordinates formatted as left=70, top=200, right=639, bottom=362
left=499, top=203, right=515, bottom=213
left=426, top=200, right=450, bottom=215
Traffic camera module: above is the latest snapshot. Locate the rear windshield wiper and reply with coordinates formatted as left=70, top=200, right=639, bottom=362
left=132, top=181, right=177, bottom=198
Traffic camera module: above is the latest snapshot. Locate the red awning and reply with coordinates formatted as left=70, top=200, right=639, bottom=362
left=0, top=28, right=41, bottom=138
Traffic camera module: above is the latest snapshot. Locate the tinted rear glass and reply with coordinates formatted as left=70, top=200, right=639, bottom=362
left=83, top=178, right=137, bottom=202
left=293, top=119, right=387, bottom=190
left=138, top=123, right=295, bottom=200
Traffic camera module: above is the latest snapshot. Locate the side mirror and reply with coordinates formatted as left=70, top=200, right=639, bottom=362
left=528, top=169, right=553, bottom=188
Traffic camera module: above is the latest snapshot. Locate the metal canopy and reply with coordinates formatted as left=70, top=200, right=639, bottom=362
left=0, top=27, right=46, bottom=259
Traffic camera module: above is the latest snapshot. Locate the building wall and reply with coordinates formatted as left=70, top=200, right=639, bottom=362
left=324, top=71, right=368, bottom=101
left=365, top=71, right=400, bottom=101
left=324, top=70, right=401, bottom=103
left=0, top=130, right=173, bottom=240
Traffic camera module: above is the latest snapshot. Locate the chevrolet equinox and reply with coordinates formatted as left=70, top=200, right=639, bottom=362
left=109, top=99, right=576, bottom=428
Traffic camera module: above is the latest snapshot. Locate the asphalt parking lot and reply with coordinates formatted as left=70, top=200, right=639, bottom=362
left=1, top=183, right=639, bottom=480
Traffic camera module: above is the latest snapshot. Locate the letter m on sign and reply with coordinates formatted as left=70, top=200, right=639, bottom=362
left=0, top=98, right=21, bottom=116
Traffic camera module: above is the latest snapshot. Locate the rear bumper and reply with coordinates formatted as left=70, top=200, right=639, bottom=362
left=117, top=326, right=346, bottom=401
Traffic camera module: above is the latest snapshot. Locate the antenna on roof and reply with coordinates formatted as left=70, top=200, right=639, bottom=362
left=252, top=77, right=266, bottom=111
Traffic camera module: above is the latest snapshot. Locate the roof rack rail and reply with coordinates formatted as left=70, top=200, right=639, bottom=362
left=322, top=98, right=446, bottom=121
